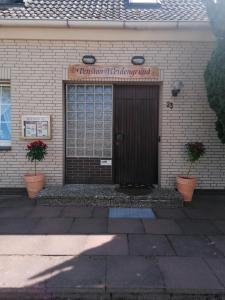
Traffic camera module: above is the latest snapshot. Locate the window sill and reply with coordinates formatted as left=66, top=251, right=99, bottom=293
left=0, top=146, right=11, bottom=151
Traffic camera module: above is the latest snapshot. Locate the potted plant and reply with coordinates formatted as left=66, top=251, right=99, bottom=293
left=24, top=140, right=48, bottom=199
left=176, top=142, right=205, bottom=202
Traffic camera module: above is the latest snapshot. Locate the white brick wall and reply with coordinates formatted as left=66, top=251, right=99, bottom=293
left=0, top=39, right=224, bottom=189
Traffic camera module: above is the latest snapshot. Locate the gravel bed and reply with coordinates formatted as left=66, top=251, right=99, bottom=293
left=36, top=184, right=183, bottom=208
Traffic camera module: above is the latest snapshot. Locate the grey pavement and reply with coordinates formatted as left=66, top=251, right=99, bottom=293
left=0, top=193, right=225, bottom=299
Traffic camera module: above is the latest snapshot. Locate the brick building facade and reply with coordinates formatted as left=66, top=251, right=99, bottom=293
left=0, top=0, right=224, bottom=190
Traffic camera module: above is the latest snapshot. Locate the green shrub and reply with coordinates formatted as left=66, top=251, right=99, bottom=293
left=205, top=0, right=225, bottom=143
left=186, top=142, right=205, bottom=176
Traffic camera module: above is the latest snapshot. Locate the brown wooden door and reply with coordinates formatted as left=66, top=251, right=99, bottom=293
left=113, top=85, right=159, bottom=185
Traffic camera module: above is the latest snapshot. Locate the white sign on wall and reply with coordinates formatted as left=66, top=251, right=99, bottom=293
left=100, top=160, right=112, bottom=166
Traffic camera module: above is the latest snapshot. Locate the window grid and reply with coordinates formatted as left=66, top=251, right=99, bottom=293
left=66, top=84, right=113, bottom=158
left=0, top=83, right=11, bottom=147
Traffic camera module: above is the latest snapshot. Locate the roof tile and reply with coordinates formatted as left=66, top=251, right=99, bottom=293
left=0, top=0, right=208, bottom=22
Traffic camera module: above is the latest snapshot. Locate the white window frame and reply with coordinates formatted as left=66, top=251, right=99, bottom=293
left=0, top=82, right=11, bottom=148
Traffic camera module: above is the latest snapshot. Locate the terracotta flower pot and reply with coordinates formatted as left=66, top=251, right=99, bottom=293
left=23, top=173, right=45, bottom=199
left=176, top=176, right=196, bottom=202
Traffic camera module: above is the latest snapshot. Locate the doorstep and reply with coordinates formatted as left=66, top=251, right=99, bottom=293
left=36, top=184, right=183, bottom=208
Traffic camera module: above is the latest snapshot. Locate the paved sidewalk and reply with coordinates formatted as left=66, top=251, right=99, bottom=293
left=0, top=193, right=225, bottom=299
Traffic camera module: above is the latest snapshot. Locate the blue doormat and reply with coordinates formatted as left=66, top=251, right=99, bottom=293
left=109, top=208, right=156, bottom=219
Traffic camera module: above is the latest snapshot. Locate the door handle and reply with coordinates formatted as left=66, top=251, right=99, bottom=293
left=115, top=133, right=124, bottom=145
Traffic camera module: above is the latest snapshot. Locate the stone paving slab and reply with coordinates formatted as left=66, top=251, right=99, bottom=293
left=69, top=218, right=107, bottom=234
left=84, top=235, right=129, bottom=256
left=153, top=208, right=187, bottom=219
left=92, top=207, right=108, bottom=218
left=0, top=235, right=88, bottom=255
left=0, top=218, right=39, bottom=234
left=0, top=255, right=106, bottom=292
left=168, top=235, right=224, bottom=258
left=183, top=207, right=225, bottom=220
left=0, top=255, right=48, bottom=289
left=143, top=219, right=182, bottom=235
left=158, top=257, right=224, bottom=293
left=213, top=221, right=225, bottom=234
left=29, top=207, right=62, bottom=218
left=205, top=259, right=225, bottom=288
left=32, top=218, right=74, bottom=234
left=0, top=235, right=128, bottom=256
left=62, top=207, right=93, bottom=218
left=108, top=219, right=145, bottom=234
left=0, top=207, right=33, bottom=218
left=175, top=219, right=222, bottom=235
left=128, top=234, right=175, bottom=256
left=106, top=256, right=164, bottom=292
left=208, top=236, right=225, bottom=256
left=46, top=256, right=106, bottom=292
left=0, top=196, right=33, bottom=208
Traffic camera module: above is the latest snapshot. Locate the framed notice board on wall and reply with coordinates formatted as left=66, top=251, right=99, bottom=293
left=21, top=115, right=51, bottom=140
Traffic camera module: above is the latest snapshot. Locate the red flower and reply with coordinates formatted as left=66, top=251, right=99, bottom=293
left=26, top=140, right=48, bottom=151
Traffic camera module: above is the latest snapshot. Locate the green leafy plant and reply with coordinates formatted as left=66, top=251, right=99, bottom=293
left=205, top=0, right=225, bottom=143
left=26, top=140, right=48, bottom=175
left=186, top=142, right=205, bottom=177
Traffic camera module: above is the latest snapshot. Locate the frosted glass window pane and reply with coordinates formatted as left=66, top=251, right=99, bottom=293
left=68, top=112, right=76, bottom=120
left=95, top=149, right=102, bottom=156
left=67, top=130, right=75, bottom=138
left=96, top=104, right=103, bottom=111
left=77, top=103, right=85, bottom=111
left=67, top=139, right=76, bottom=147
left=86, top=104, right=94, bottom=111
left=67, top=85, right=76, bottom=93
left=68, top=121, right=76, bottom=130
left=95, top=131, right=103, bottom=139
left=95, top=86, right=103, bottom=93
left=77, top=94, right=85, bottom=101
left=104, top=122, right=112, bottom=130
left=87, top=94, right=94, bottom=102
left=104, top=131, right=112, bottom=138
left=104, top=140, right=112, bottom=148
left=66, top=84, right=112, bottom=158
left=96, top=122, right=103, bottom=130
left=103, top=149, right=112, bottom=157
left=67, top=148, right=76, bottom=156
left=77, top=139, right=85, bottom=147
left=77, top=122, right=85, bottom=129
left=104, top=94, right=112, bottom=102
left=77, top=85, right=85, bottom=93
left=104, top=104, right=112, bottom=111
left=86, top=85, right=94, bottom=93
left=85, top=149, right=94, bottom=156
left=68, top=103, right=76, bottom=111
left=86, top=139, right=94, bottom=146
left=104, top=112, right=112, bottom=121
left=95, top=140, right=103, bottom=147
left=86, top=112, right=94, bottom=120
left=95, top=94, right=103, bottom=102
left=104, top=86, right=112, bottom=94
left=77, top=148, right=85, bottom=156
left=86, top=131, right=94, bottom=138
left=77, top=112, right=85, bottom=121
left=86, top=122, right=94, bottom=129
left=77, top=131, right=85, bottom=138
left=68, top=94, right=76, bottom=102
